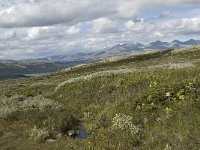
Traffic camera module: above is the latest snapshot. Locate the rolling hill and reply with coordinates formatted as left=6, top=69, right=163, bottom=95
left=0, top=45, right=199, bottom=149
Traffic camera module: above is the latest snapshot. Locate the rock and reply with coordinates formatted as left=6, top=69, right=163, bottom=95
left=68, top=130, right=76, bottom=136
left=56, top=133, right=62, bottom=139
left=46, top=139, right=57, bottom=143
left=67, top=128, right=88, bottom=139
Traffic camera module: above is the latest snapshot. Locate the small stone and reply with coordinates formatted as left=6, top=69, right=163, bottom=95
left=156, top=117, right=162, bottom=122
left=165, top=92, right=171, bottom=97
left=68, top=130, right=76, bottom=136
left=46, top=139, right=57, bottom=143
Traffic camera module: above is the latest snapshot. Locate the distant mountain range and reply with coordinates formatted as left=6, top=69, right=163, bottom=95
left=95, top=39, right=200, bottom=57
left=0, top=39, right=200, bottom=80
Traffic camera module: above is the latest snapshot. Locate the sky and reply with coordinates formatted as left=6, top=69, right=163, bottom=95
left=0, top=0, right=200, bottom=59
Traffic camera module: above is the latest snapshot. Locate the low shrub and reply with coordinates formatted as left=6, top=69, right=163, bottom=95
left=0, top=95, right=64, bottom=118
left=30, top=126, right=50, bottom=143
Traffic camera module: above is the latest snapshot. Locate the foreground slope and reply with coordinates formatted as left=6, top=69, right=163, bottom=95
left=0, top=46, right=200, bottom=149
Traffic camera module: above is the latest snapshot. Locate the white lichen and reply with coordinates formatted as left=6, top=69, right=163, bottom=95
left=164, top=144, right=172, bottom=150
left=55, top=68, right=139, bottom=91
left=61, top=64, right=90, bottom=73
left=148, top=62, right=194, bottom=70
left=30, top=126, right=50, bottom=143
left=112, top=113, right=140, bottom=136
left=0, top=95, right=64, bottom=118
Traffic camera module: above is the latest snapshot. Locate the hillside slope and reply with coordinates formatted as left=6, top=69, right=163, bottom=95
left=0, top=46, right=200, bottom=149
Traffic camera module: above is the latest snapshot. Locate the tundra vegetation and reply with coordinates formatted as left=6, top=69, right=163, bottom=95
left=0, top=46, right=199, bottom=149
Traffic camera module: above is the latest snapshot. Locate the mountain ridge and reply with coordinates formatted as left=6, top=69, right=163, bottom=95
left=1, top=39, right=200, bottom=63
left=0, top=39, right=200, bottom=80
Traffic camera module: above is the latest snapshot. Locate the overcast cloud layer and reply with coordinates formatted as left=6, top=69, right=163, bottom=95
left=0, top=0, right=200, bottom=59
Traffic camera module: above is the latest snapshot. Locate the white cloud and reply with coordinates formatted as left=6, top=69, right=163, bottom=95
left=153, top=31, right=164, bottom=38
left=26, top=49, right=34, bottom=54
left=92, top=18, right=117, bottom=33
left=0, top=0, right=116, bottom=28
left=124, top=20, right=154, bottom=32
left=66, top=26, right=81, bottom=35
left=162, top=17, right=200, bottom=34
left=26, top=27, right=40, bottom=40
left=0, top=0, right=200, bottom=28
left=116, top=0, right=140, bottom=18
left=3, top=31, right=16, bottom=40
